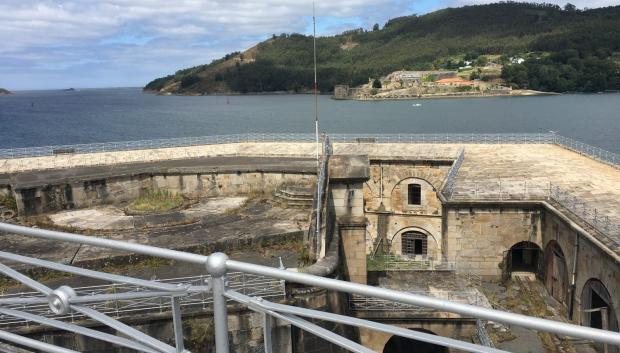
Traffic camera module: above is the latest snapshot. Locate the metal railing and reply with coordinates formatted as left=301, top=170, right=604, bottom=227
left=550, top=186, right=620, bottom=245
left=367, top=254, right=457, bottom=271
left=329, top=133, right=556, bottom=145
left=2, top=132, right=617, bottom=167
left=349, top=289, right=487, bottom=313
left=0, top=273, right=285, bottom=328
left=553, top=133, right=620, bottom=168
left=476, top=320, right=495, bottom=348
left=0, top=133, right=319, bottom=159
left=442, top=147, right=465, bottom=198
left=1, top=222, right=620, bottom=353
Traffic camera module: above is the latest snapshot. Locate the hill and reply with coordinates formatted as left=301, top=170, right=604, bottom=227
left=0, top=88, right=10, bottom=95
left=145, top=2, right=620, bottom=94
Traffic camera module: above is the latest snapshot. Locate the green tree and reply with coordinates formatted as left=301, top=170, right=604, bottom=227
left=470, top=69, right=481, bottom=80
left=373, top=23, right=380, bottom=31
left=372, top=79, right=382, bottom=88
left=564, top=3, right=577, bottom=12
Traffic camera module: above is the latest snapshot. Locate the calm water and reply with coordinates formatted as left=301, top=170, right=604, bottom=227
left=0, top=88, right=619, bottom=153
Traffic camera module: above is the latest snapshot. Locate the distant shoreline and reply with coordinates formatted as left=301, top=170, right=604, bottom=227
left=347, top=90, right=558, bottom=101
left=143, top=89, right=327, bottom=97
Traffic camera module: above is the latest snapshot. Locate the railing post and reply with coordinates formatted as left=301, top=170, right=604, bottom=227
left=602, top=307, right=609, bottom=353
left=263, top=312, right=273, bottom=353
left=171, top=295, right=186, bottom=352
left=206, top=253, right=230, bottom=353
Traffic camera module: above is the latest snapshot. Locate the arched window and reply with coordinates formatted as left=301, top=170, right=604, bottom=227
left=407, top=184, right=421, bottom=205
left=402, top=232, right=427, bottom=256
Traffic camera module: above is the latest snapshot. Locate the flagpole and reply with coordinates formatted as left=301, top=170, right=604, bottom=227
left=313, top=1, right=319, bottom=169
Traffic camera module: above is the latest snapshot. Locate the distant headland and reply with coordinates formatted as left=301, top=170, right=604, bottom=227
left=0, top=88, right=11, bottom=95
left=144, top=2, right=620, bottom=96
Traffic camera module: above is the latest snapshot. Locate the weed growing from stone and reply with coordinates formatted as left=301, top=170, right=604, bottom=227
left=128, top=190, right=183, bottom=213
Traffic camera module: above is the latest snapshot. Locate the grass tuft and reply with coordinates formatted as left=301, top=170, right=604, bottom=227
left=128, top=190, right=183, bottom=213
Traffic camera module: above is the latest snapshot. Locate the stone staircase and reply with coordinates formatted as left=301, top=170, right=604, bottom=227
left=274, top=185, right=314, bottom=209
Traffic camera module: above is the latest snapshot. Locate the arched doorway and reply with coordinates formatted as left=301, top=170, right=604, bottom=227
left=383, top=329, right=448, bottom=353
left=544, top=241, right=569, bottom=305
left=506, top=241, right=542, bottom=274
left=581, top=279, right=619, bottom=353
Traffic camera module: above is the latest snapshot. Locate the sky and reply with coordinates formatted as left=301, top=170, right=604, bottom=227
left=1, top=0, right=619, bottom=90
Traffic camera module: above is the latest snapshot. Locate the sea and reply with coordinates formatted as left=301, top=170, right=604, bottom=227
left=0, top=88, right=619, bottom=153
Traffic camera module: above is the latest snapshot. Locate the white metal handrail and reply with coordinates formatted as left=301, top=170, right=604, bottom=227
left=0, top=222, right=619, bottom=353
left=0, top=273, right=284, bottom=327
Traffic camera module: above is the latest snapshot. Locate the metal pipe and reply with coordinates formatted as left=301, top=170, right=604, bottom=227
left=206, top=253, right=230, bottom=353
left=69, top=291, right=184, bottom=304
left=0, top=223, right=207, bottom=265
left=71, top=305, right=177, bottom=353
left=0, top=251, right=187, bottom=292
left=227, top=291, right=507, bottom=353
left=171, top=296, right=186, bottom=353
left=2, top=223, right=620, bottom=346
left=243, top=297, right=374, bottom=353
left=263, top=313, right=273, bottom=353
left=0, top=308, right=160, bottom=353
left=210, top=276, right=229, bottom=353
left=226, top=259, right=620, bottom=346
left=0, top=329, right=80, bottom=353
left=0, top=262, right=52, bottom=295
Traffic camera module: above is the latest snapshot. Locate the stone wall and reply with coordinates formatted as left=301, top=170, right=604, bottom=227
left=0, top=185, right=10, bottom=198
left=363, top=162, right=449, bottom=257
left=541, top=207, right=620, bottom=347
left=14, top=172, right=315, bottom=216
left=443, top=204, right=542, bottom=277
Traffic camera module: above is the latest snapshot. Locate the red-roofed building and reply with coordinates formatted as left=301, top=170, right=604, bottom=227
left=435, top=77, right=475, bottom=86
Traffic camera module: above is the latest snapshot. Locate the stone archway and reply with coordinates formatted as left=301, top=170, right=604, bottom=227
left=544, top=241, right=569, bottom=305
left=506, top=241, right=542, bottom=274
left=383, top=329, right=449, bottom=353
left=581, top=279, right=619, bottom=353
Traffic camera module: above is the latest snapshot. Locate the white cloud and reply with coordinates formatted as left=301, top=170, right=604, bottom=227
left=0, top=0, right=618, bottom=89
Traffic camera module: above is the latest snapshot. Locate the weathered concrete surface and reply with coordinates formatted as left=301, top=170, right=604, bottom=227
left=49, top=205, right=135, bottom=230
left=328, top=155, right=369, bottom=181
left=49, top=197, right=247, bottom=230
left=2, top=156, right=316, bottom=189
left=5, top=156, right=316, bottom=216
left=1, top=200, right=309, bottom=267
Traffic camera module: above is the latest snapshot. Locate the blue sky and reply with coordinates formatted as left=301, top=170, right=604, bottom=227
left=0, top=0, right=618, bottom=90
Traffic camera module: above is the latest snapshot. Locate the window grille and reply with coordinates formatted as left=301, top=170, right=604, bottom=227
left=402, top=232, right=427, bottom=256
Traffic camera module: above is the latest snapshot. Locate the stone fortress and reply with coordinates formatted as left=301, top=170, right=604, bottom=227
left=0, top=133, right=618, bottom=353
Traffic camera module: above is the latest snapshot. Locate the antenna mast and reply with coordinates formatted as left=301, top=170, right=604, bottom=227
left=313, top=1, right=319, bottom=168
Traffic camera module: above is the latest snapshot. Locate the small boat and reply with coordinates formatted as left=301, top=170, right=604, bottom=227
left=412, top=103, right=422, bottom=107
